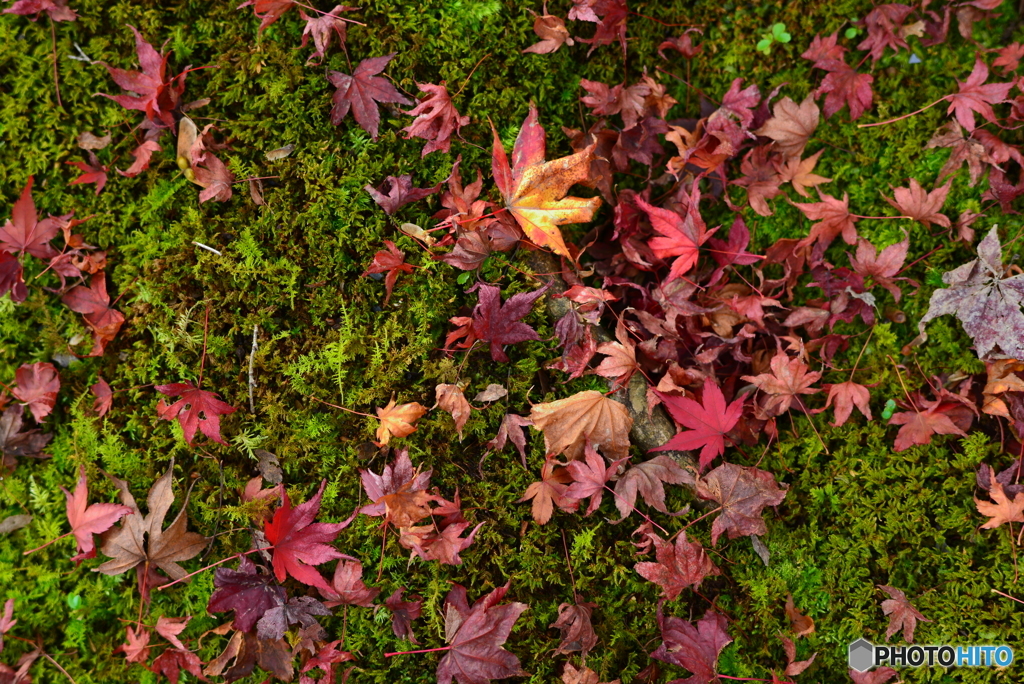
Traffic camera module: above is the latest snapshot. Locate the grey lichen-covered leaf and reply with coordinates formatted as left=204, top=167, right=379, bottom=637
left=918, top=227, right=1024, bottom=359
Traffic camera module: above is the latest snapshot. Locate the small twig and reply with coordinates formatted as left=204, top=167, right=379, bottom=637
left=248, top=325, right=259, bottom=414
left=192, top=241, right=222, bottom=256
left=22, top=531, right=74, bottom=556
left=68, top=42, right=92, bottom=62
left=308, top=394, right=374, bottom=418
left=197, top=302, right=211, bottom=389
left=451, top=53, right=491, bottom=100
left=850, top=326, right=875, bottom=379
left=50, top=19, right=63, bottom=108
left=560, top=529, right=578, bottom=598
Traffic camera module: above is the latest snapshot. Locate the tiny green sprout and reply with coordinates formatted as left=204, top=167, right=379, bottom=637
left=757, top=23, right=791, bottom=55
left=66, top=594, right=82, bottom=610
left=881, top=399, right=897, bottom=420
left=845, top=26, right=860, bottom=39
left=456, top=271, right=472, bottom=285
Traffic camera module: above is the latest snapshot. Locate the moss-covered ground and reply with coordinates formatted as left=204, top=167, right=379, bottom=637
left=1, top=0, right=1023, bottom=682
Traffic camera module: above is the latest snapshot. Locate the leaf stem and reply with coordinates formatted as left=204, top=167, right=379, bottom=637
left=22, top=531, right=73, bottom=556
left=384, top=646, right=452, bottom=658
left=155, top=546, right=272, bottom=591
left=857, top=96, right=948, bottom=128
left=308, top=394, right=374, bottom=418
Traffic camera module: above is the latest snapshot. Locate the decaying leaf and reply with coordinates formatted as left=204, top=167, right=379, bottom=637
left=530, top=390, right=633, bottom=462
left=375, top=399, right=428, bottom=445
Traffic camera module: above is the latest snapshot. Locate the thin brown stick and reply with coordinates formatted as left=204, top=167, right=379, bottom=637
left=197, top=302, right=210, bottom=389
left=452, top=53, right=491, bottom=100
left=50, top=19, right=63, bottom=108
left=22, top=531, right=73, bottom=555
left=858, top=96, right=947, bottom=128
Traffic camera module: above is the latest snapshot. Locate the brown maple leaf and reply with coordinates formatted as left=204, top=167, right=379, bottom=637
left=95, top=461, right=208, bottom=600
left=784, top=595, right=815, bottom=637
left=696, top=462, right=788, bottom=545
left=635, top=531, right=720, bottom=600
left=375, top=399, right=427, bottom=445
left=561, top=662, right=620, bottom=684
left=492, top=105, right=601, bottom=258
left=549, top=600, right=598, bottom=656
left=981, top=359, right=1024, bottom=418
left=742, top=352, right=822, bottom=418
left=918, top=226, right=1024, bottom=359
left=523, top=12, right=574, bottom=54
left=878, top=585, right=930, bottom=643
left=529, top=389, right=633, bottom=462
left=756, top=95, right=820, bottom=160
left=519, top=459, right=576, bottom=524
left=777, top=149, right=831, bottom=198
left=976, top=480, right=1024, bottom=529
left=434, top=383, right=470, bottom=439
left=885, top=178, right=951, bottom=228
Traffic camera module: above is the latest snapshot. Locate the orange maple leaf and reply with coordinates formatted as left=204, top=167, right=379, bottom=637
left=375, top=399, right=427, bottom=445
left=492, top=105, right=601, bottom=258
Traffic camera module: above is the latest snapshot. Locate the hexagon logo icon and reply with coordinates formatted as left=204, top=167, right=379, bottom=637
left=849, top=639, right=875, bottom=672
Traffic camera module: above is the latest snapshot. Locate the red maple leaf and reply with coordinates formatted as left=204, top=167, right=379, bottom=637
left=888, top=403, right=967, bottom=451
left=635, top=531, right=721, bottom=600
left=187, top=124, right=235, bottom=204
left=12, top=362, right=60, bottom=423
left=207, top=557, right=286, bottom=632
left=849, top=232, right=910, bottom=301
left=820, top=381, right=872, bottom=427
left=652, top=379, right=744, bottom=472
left=402, top=82, right=470, bottom=157
left=564, top=441, right=622, bottom=515
left=243, top=0, right=295, bottom=31
left=150, top=647, right=203, bottom=684
left=794, top=190, right=859, bottom=250
left=328, top=53, right=413, bottom=140
left=61, top=466, right=132, bottom=563
left=321, top=560, right=380, bottom=607
left=67, top=156, right=108, bottom=195
left=520, top=459, right=577, bottom=524
left=613, top=455, right=692, bottom=520
left=363, top=240, right=414, bottom=305
left=91, top=378, right=113, bottom=417
left=741, top=353, right=822, bottom=418
left=154, top=381, right=237, bottom=445
left=856, top=3, right=913, bottom=62
left=263, top=480, right=355, bottom=591
left=814, top=62, right=874, bottom=121
left=651, top=609, right=732, bottom=684
left=299, top=5, right=355, bottom=64
left=878, top=585, right=931, bottom=642
left=436, top=583, right=529, bottom=684
left=947, top=57, right=1014, bottom=132
left=97, top=25, right=190, bottom=129
left=573, top=0, right=628, bottom=58
left=0, top=251, right=26, bottom=302
left=3, top=0, right=76, bottom=21
left=696, top=462, right=788, bottom=545
left=364, top=175, right=440, bottom=215
left=636, top=188, right=714, bottom=282
left=802, top=33, right=845, bottom=67
left=886, top=178, right=951, bottom=229
left=385, top=588, right=422, bottom=644
left=469, top=281, right=550, bottom=362
left=358, top=448, right=433, bottom=518
left=0, top=176, right=60, bottom=260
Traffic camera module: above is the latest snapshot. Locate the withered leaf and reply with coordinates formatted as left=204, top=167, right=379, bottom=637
left=437, top=583, right=529, bottom=684
left=635, top=531, right=720, bottom=600
left=435, top=384, right=471, bottom=439
left=95, top=461, right=209, bottom=598
left=696, top=463, right=788, bottom=545
left=878, top=585, right=930, bottom=643
left=755, top=95, right=819, bottom=160
left=375, top=399, right=428, bottom=445
left=530, top=390, right=633, bottom=462
left=614, top=455, right=692, bottom=520
left=549, top=601, right=598, bottom=656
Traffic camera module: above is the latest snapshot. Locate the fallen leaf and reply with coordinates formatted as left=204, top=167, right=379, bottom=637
left=947, top=57, right=1014, bottom=131
left=926, top=121, right=994, bottom=187
left=696, top=462, right=788, bottom=545
left=918, top=226, right=1024, bottom=359
left=492, top=105, right=601, bottom=258
left=321, top=560, right=379, bottom=608
left=564, top=441, right=621, bottom=515
left=976, top=480, right=1024, bottom=529
left=328, top=54, right=413, bottom=140
left=781, top=634, right=816, bottom=676
left=0, top=405, right=52, bottom=469
left=95, top=461, right=209, bottom=599
left=375, top=399, right=428, bottom=445
left=155, top=381, right=237, bottom=445
left=878, top=585, right=930, bottom=643
left=436, top=583, right=529, bottom=684
left=530, top=389, right=633, bottom=462
left=3, top=0, right=76, bottom=21
left=256, top=595, right=329, bottom=641
left=363, top=240, right=414, bottom=305
left=635, top=531, right=720, bottom=600
left=849, top=233, right=910, bottom=301
left=0, top=176, right=59, bottom=260
left=263, top=479, right=354, bottom=590
left=483, top=413, right=532, bottom=467
left=742, top=353, right=822, bottom=418
left=207, top=557, right=287, bottom=632
left=652, top=379, right=744, bottom=471
left=857, top=3, right=912, bottom=61
left=91, top=378, right=113, bottom=417
left=793, top=190, right=859, bottom=249
left=0, top=514, right=31, bottom=535
left=885, top=178, right=951, bottom=229
left=651, top=609, right=731, bottom=684
left=299, top=5, right=354, bottom=64
left=784, top=595, right=815, bottom=637
left=61, top=466, right=132, bottom=563
left=613, top=455, right=692, bottom=520
left=402, top=82, right=470, bottom=156
left=756, top=95, right=819, bottom=160
left=549, top=601, right=598, bottom=656
left=474, top=384, right=508, bottom=403
left=365, top=174, right=440, bottom=215
left=435, top=384, right=470, bottom=439
left=385, top=588, right=422, bottom=644
left=777, top=149, right=831, bottom=197
left=821, top=381, right=872, bottom=427
left=12, top=362, right=60, bottom=423
left=519, top=459, right=576, bottom=524
left=97, top=25, right=189, bottom=128
left=469, top=281, right=549, bottom=363
left=151, top=647, right=204, bottom=684
left=523, top=13, right=574, bottom=54
left=155, top=615, right=191, bottom=651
